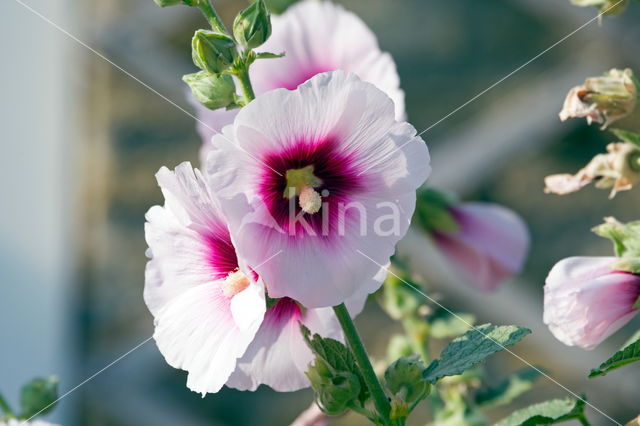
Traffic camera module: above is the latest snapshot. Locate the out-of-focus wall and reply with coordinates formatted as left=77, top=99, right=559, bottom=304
left=0, top=0, right=78, bottom=423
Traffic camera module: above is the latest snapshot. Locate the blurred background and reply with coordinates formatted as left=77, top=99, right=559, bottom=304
left=2, top=0, right=640, bottom=424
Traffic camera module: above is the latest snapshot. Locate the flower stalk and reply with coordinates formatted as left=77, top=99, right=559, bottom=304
left=333, top=303, right=392, bottom=425
left=235, top=64, right=256, bottom=103
left=196, top=0, right=228, bottom=34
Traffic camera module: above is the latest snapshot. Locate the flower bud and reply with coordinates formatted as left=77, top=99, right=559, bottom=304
left=570, top=0, right=628, bottom=16
left=183, top=71, right=236, bottom=110
left=384, top=355, right=430, bottom=406
left=545, top=142, right=640, bottom=198
left=559, top=68, right=637, bottom=129
left=192, top=30, right=237, bottom=74
left=233, top=0, right=272, bottom=50
left=153, top=0, right=183, bottom=7
left=306, top=357, right=361, bottom=416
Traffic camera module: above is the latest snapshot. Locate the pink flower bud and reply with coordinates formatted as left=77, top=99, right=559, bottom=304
left=433, top=203, right=529, bottom=292
left=543, top=256, right=640, bottom=350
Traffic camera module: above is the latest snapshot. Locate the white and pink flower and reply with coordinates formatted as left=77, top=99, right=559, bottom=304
left=206, top=71, right=430, bottom=308
left=544, top=256, right=640, bottom=349
left=433, top=202, right=529, bottom=292
left=195, top=0, right=405, bottom=162
left=144, top=162, right=366, bottom=394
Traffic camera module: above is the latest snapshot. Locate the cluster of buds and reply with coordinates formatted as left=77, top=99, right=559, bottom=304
left=384, top=356, right=431, bottom=420
left=559, top=68, right=637, bottom=129
left=167, top=0, right=273, bottom=110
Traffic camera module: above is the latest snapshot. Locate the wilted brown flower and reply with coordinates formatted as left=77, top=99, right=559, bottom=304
left=559, top=68, right=637, bottom=129
left=545, top=142, right=640, bottom=198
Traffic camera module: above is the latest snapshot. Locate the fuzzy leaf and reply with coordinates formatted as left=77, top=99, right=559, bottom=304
left=475, top=368, right=543, bottom=408
left=256, top=51, right=285, bottom=59
left=495, top=398, right=587, bottom=426
left=589, top=336, right=640, bottom=378
left=423, top=324, right=531, bottom=384
left=610, top=128, right=640, bottom=149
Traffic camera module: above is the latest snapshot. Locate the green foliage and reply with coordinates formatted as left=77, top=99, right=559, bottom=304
left=589, top=336, right=640, bottom=378
left=475, top=368, right=543, bottom=409
left=423, top=324, right=531, bottom=384
left=256, top=0, right=300, bottom=14
left=429, top=309, right=475, bottom=339
left=384, top=355, right=430, bottom=406
left=301, top=325, right=369, bottom=415
left=153, top=0, right=182, bottom=7
left=495, top=398, right=587, bottom=426
left=255, top=51, right=285, bottom=59
left=413, top=188, right=460, bottom=234
left=234, top=0, right=272, bottom=50
left=19, top=376, right=59, bottom=419
left=610, top=128, right=640, bottom=149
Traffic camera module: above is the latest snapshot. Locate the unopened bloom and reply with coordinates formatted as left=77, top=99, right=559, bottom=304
left=145, top=162, right=366, bottom=394
left=206, top=71, right=430, bottom=308
left=559, top=68, right=637, bottom=129
left=431, top=203, right=529, bottom=292
left=195, top=0, right=405, bottom=161
left=544, top=256, right=640, bottom=349
left=544, top=142, right=640, bottom=198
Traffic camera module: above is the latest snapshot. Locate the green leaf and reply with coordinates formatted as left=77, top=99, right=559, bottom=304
left=592, top=217, right=640, bottom=259
left=19, top=376, right=59, bottom=419
left=495, top=398, right=587, bottom=426
left=475, top=367, right=544, bottom=409
left=610, top=128, right=640, bottom=149
left=255, top=51, right=285, bottom=59
left=589, top=336, right=640, bottom=378
left=423, top=324, right=531, bottom=384
left=429, top=310, right=475, bottom=339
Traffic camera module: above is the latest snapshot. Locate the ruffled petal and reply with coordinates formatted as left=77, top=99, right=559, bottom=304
left=153, top=283, right=265, bottom=395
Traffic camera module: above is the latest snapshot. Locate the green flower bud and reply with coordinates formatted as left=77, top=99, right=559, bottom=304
left=183, top=71, right=236, bottom=110
left=153, top=0, right=183, bottom=7
left=233, top=0, right=272, bottom=50
left=306, top=357, right=361, bottom=416
left=192, top=30, right=237, bottom=74
left=19, top=376, right=59, bottom=419
left=384, top=356, right=430, bottom=405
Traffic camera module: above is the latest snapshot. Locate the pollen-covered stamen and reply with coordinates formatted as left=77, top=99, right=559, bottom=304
left=222, top=270, right=250, bottom=297
left=299, top=186, right=322, bottom=214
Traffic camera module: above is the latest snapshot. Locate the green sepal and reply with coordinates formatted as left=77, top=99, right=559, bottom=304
left=153, top=0, right=183, bottom=7
left=413, top=188, right=460, bottom=234
left=19, top=376, right=59, bottom=419
left=592, top=217, right=640, bottom=259
left=191, top=30, right=237, bottom=74
left=610, top=128, right=640, bottom=149
left=257, top=0, right=299, bottom=14
left=611, top=257, right=640, bottom=274
left=233, top=0, right=272, bottom=50
left=182, top=71, right=236, bottom=110
left=634, top=295, right=640, bottom=310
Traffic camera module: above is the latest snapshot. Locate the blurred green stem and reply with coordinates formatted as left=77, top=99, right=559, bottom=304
left=333, top=303, right=392, bottom=425
left=0, top=393, right=14, bottom=418
left=236, top=66, right=256, bottom=104
left=197, top=0, right=229, bottom=34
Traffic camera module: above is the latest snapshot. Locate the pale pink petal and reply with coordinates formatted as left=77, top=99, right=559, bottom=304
left=434, top=202, right=529, bottom=292
left=543, top=256, right=640, bottom=349
left=153, top=283, right=265, bottom=395
left=224, top=294, right=369, bottom=392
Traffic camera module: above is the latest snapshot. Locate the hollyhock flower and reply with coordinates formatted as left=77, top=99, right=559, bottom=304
left=543, top=256, right=640, bottom=349
left=432, top=203, right=529, bottom=292
left=206, top=71, right=430, bottom=308
left=145, top=162, right=367, bottom=394
left=195, top=0, right=405, bottom=162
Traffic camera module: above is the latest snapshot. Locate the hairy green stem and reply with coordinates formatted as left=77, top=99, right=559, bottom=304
left=333, top=303, right=391, bottom=425
left=197, top=0, right=229, bottom=34
left=236, top=66, right=256, bottom=104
